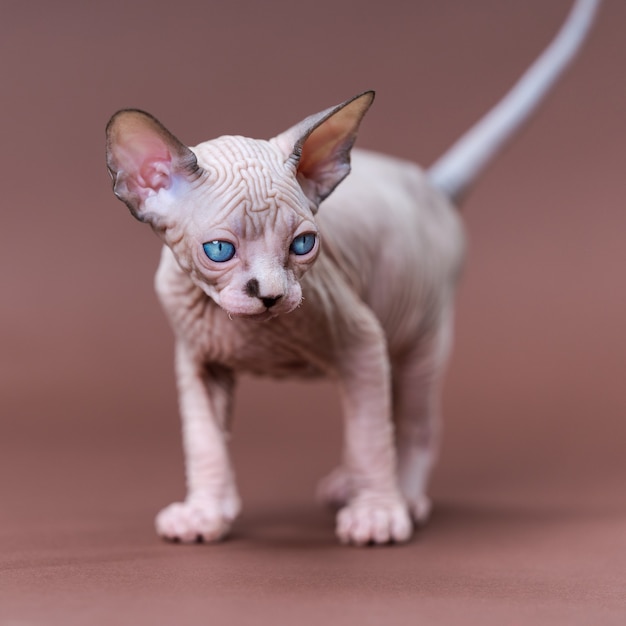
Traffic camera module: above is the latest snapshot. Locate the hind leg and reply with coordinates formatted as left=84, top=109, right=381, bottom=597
left=393, top=310, right=454, bottom=524
left=318, top=309, right=454, bottom=523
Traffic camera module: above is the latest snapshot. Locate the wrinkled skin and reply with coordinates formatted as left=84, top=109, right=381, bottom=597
left=105, top=0, right=600, bottom=546
left=106, top=92, right=463, bottom=546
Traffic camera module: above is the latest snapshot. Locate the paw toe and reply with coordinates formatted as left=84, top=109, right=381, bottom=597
left=155, top=501, right=232, bottom=543
left=336, top=497, right=413, bottom=546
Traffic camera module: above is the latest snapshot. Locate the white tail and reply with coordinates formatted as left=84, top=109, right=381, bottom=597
left=428, top=0, right=601, bottom=203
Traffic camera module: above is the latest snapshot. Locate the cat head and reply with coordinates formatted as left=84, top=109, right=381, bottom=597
left=105, top=91, right=374, bottom=320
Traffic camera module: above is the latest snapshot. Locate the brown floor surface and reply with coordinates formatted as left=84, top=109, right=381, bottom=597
left=1, top=1, right=625, bottom=624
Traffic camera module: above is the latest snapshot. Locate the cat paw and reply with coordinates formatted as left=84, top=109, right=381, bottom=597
left=316, top=466, right=354, bottom=508
left=336, top=495, right=413, bottom=546
left=155, top=497, right=239, bottom=543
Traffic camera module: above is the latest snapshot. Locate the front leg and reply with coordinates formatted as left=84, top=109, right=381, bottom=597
left=155, top=342, right=241, bottom=543
left=333, top=308, right=412, bottom=546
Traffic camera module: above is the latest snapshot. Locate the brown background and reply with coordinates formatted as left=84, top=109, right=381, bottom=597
left=1, top=0, right=625, bottom=624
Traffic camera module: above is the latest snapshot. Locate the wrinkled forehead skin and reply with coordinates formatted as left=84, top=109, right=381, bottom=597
left=189, top=136, right=313, bottom=238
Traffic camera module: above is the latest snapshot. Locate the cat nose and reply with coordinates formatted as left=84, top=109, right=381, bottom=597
left=261, top=295, right=282, bottom=309
left=245, top=279, right=283, bottom=309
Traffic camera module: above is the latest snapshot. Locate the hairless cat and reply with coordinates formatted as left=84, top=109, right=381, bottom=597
left=106, top=0, right=600, bottom=546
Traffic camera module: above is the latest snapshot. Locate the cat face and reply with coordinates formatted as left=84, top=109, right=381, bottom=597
left=106, top=92, right=374, bottom=320
left=165, top=136, right=320, bottom=319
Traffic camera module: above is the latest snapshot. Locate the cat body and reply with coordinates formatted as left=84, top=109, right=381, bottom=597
left=106, top=0, right=599, bottom=545
left=156, top=149, right=462, bottom=377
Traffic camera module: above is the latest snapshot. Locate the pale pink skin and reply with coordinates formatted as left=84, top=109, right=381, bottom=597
left=107, top=0, right=599, bottom=545
left=106, top=93, right=463, bottom=545
left=105, top=0, right=598, bottom=544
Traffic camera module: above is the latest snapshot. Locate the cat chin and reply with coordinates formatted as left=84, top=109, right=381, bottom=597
left=227, top=310, right=281, bottom=323
left=223, top=300, right=300, bottom=322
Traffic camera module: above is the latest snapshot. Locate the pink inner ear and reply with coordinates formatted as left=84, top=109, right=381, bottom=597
left=298, top=121, right=348, bottom=177
left=107, top=108, right=202, bottom=218
left=138, top=159, right=172, bottom=192
left=289, top=93, right=374, bottom=206
left=122, top=134, right=174, bottom=193
left=296, top=116, right=356, bottom=203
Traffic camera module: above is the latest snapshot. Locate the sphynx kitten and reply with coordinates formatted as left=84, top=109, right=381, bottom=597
left=105, top=0, right=599, bottom=546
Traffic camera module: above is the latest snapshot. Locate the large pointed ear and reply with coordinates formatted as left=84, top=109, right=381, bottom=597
left=105, top=109, right=203, bottom=224
left=272, top=91, right=375, bottom=210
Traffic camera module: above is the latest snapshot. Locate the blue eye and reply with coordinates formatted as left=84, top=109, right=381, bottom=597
left=203, top=240, right=236, bottom=263
left=290, top=233, right=317, bottom=256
